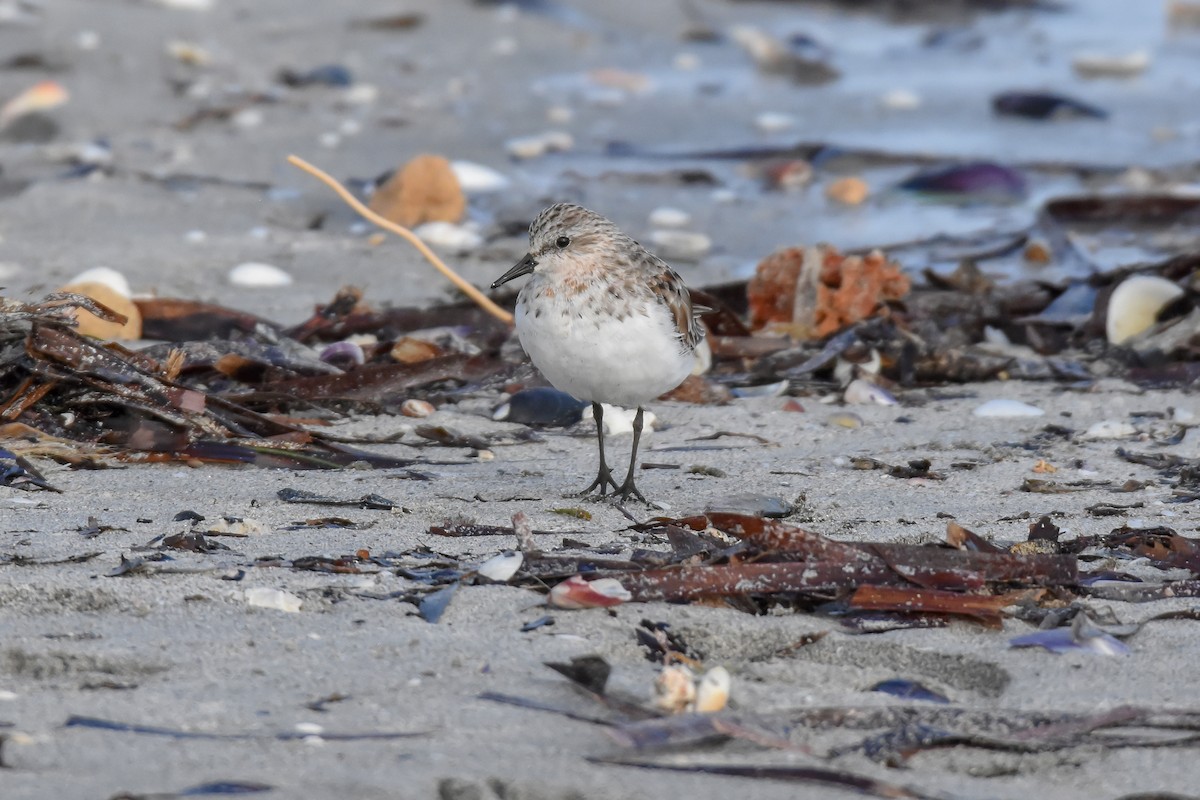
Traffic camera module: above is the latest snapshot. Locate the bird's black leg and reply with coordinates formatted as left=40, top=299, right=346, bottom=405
left=615, top=407, right=648, bottom=504
left=575, top=402, right=620, bottom=497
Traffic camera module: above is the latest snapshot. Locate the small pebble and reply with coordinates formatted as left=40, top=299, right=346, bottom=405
left=342, top=84, right=379, bottom=106
left=972, top=399, right=1044, bottom=418
left=184, top=229, right=207, bottom=243
left=648, top=207, right=691, bottom=228
left=228, top=262, right=293, bottom=288
left=649, top=229, right=711, bottom=261
left=829, top=412, right=864, bottom=429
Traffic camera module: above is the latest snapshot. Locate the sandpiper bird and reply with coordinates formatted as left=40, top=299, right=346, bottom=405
left=491, top=203, right=705, bottom=503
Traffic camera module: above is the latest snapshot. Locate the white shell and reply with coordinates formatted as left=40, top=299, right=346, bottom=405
left=451, top=160, right=510, bottom=193
left=972, top=399, right=1044, bottom=418
left=648, top=207, right=691, bottom=228
left=477, top=550, right=523, bottom=582
left=228, top=262, right=293, bottom=288
left=244, top=587, right=302, bottom=612
left=754, top=112, right=795, bottom=132
left=67, top=267, right=131, bottom=298
left=880, top=89, right=922, bottom=110
left=843, top=378, right=897, bottom=406
left=413, top=222, right=483, bottom=252
left=649, top=230, right=711, bottom=261
left=1081, top=420, right=1138, bottom=440
left=1073, top=50, right=1150, bottom=78
left=1106, top=275, right=1184, bottom=345
left=653, top=665, right=696, bottom=713
left=505, top=130, right=573, bottom=160
left=693, top=666, right=731, bottom=713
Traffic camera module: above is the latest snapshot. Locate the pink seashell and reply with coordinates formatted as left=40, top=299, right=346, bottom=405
left=548, top=575, right=631, bottom=609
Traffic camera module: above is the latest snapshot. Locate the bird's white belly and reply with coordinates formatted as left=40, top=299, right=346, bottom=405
left=515, top=296, right=692, bottom=407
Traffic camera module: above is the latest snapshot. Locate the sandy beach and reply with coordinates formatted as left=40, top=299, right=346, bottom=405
left=2, top=1, right=1200, bottom=798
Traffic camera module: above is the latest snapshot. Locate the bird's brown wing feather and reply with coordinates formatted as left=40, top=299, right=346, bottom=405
left=643, top=257, right=705, bottom=350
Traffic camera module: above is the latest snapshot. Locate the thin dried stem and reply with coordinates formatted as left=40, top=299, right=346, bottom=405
left=286, top=154, right=514, bottom=325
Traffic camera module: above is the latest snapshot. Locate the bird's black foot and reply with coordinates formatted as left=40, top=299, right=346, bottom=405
left=573, top=464, right=621, bottom=499
left=613, top=476, right=648, bottom=505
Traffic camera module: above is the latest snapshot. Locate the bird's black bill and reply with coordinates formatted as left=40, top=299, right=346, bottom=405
left=490, top=254, right=537, bottom=289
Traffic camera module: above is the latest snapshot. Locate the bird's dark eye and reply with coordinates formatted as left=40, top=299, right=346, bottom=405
left=555, top=236, right=571, bottom=249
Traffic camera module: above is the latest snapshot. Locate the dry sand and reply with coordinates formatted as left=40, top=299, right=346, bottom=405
left=2, top=1, right=1199, bottom=799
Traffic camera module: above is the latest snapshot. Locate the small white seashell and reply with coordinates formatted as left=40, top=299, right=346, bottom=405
left=693, top=666, right=731, bottom=713
left=843, top=379, right=897, bottom=406
left=972, top=399, right=1044, bottom=418
left=1105, top=275, right=1184, bottom=345
left=0, top=689, right=17, bottom=701
left=1081, top=420, right=1138, bottom=440
left=342, top=84, right=379, bottom=106
left=648, top=207, right=691, bottom=228
left=294, top=722, right=324, bottom=735
left=505, top=130, right=573, bottom=160
left=548, top=575, right=631, bottom=609
left=649, top=230, right=711, bottom=261
left=244, top=587, right=302, bottom=613
left=450, top=161, right=510, bottom=193
left=228, top=262, right=292, bottom=287
left=881, top=89, right=922, bottom=110
left=1072, top=50, right=1150, bottom=78
left=206, top=517, right=267, bottom=536
left=184, top=229, right=207, bottom=243
left=599, top=404, right=657, bottom=436
left=754, top=111, right=795, bottom=133
left=545, top=105, right=573, bottom=124
left=230, top=107, right=263, bottom=130
left=730, top=379, right=788, bottom=399
left=413, top=222, right=483, bottom=252
left=76, top=31, right=101, bottom=50
left=477, top=550, right=523, bottom=582
left=400, top=398, right=434, bottom=418
left=653, top=665, right=697, bottom=713
left=67, top=267, right=131, bottom=298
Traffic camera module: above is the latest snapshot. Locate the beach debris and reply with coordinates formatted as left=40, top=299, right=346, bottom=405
left=648, top=208, right=691, bottom=229
left=0, top=447, right=59, bottom=492
left=493, top=387, right=588, bottom=427
left=652, top=665, right=697, bottom=713
left=1081, top=420, right=1138, bottom=440
left=400, top=398, right=435, bottom=418
left=318, top=340, right=366, bottom=369
left=754, top=111, right=795, bottom=133
left=869, top=679, right=950, bottom=704
left=56, top=279, right=141, bottom=341
left=245, top=587, right=303, bottom=613
left=898, top=162, right=1026, bottom=202
left=411, top=221, right=483, bottom=253
left=992, top=91, right=1107, bottom=120
left=277, top=64, right=354, bottom=88
left=1010, top=612, right=1130, bottom=656
left=1105, top=275, right=1185, bottom=345
left=476, top=551, right=523, bottom=582
left=843, top=379, right=896, bottom=406
left=450, top=160, right=509, bottom=193
left=64, top=714, right=424, bottom=742
left=418, top=582, right=459, bottom=623
left=0, top=79, right=68, bottom=129
left=693, top=666, right=731, bottom=713
left=1072, top=50, right=1150, bottom=79
left=972, top=399, right=1044, bottom=418
left=367, top=154, right=465, bottom=228
left=747, top=245, right=910, bottom=338
left=548, top=575, right=631, bottom=609
left=228, top=262, right=293, bottom=288
left=649, top=230, right=712, bottom=262
left=520, top=615, right=554, bottom=632
left=728, top=24, right=839, bottom=84
left=825, top=176, right=869, bottom=206
left=505, top=130, right=573, bottom=160
left=277, top=488, right=399, bottom=510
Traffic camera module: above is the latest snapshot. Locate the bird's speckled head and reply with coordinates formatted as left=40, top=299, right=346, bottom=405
left=491, top=203, right=633, bottom=289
